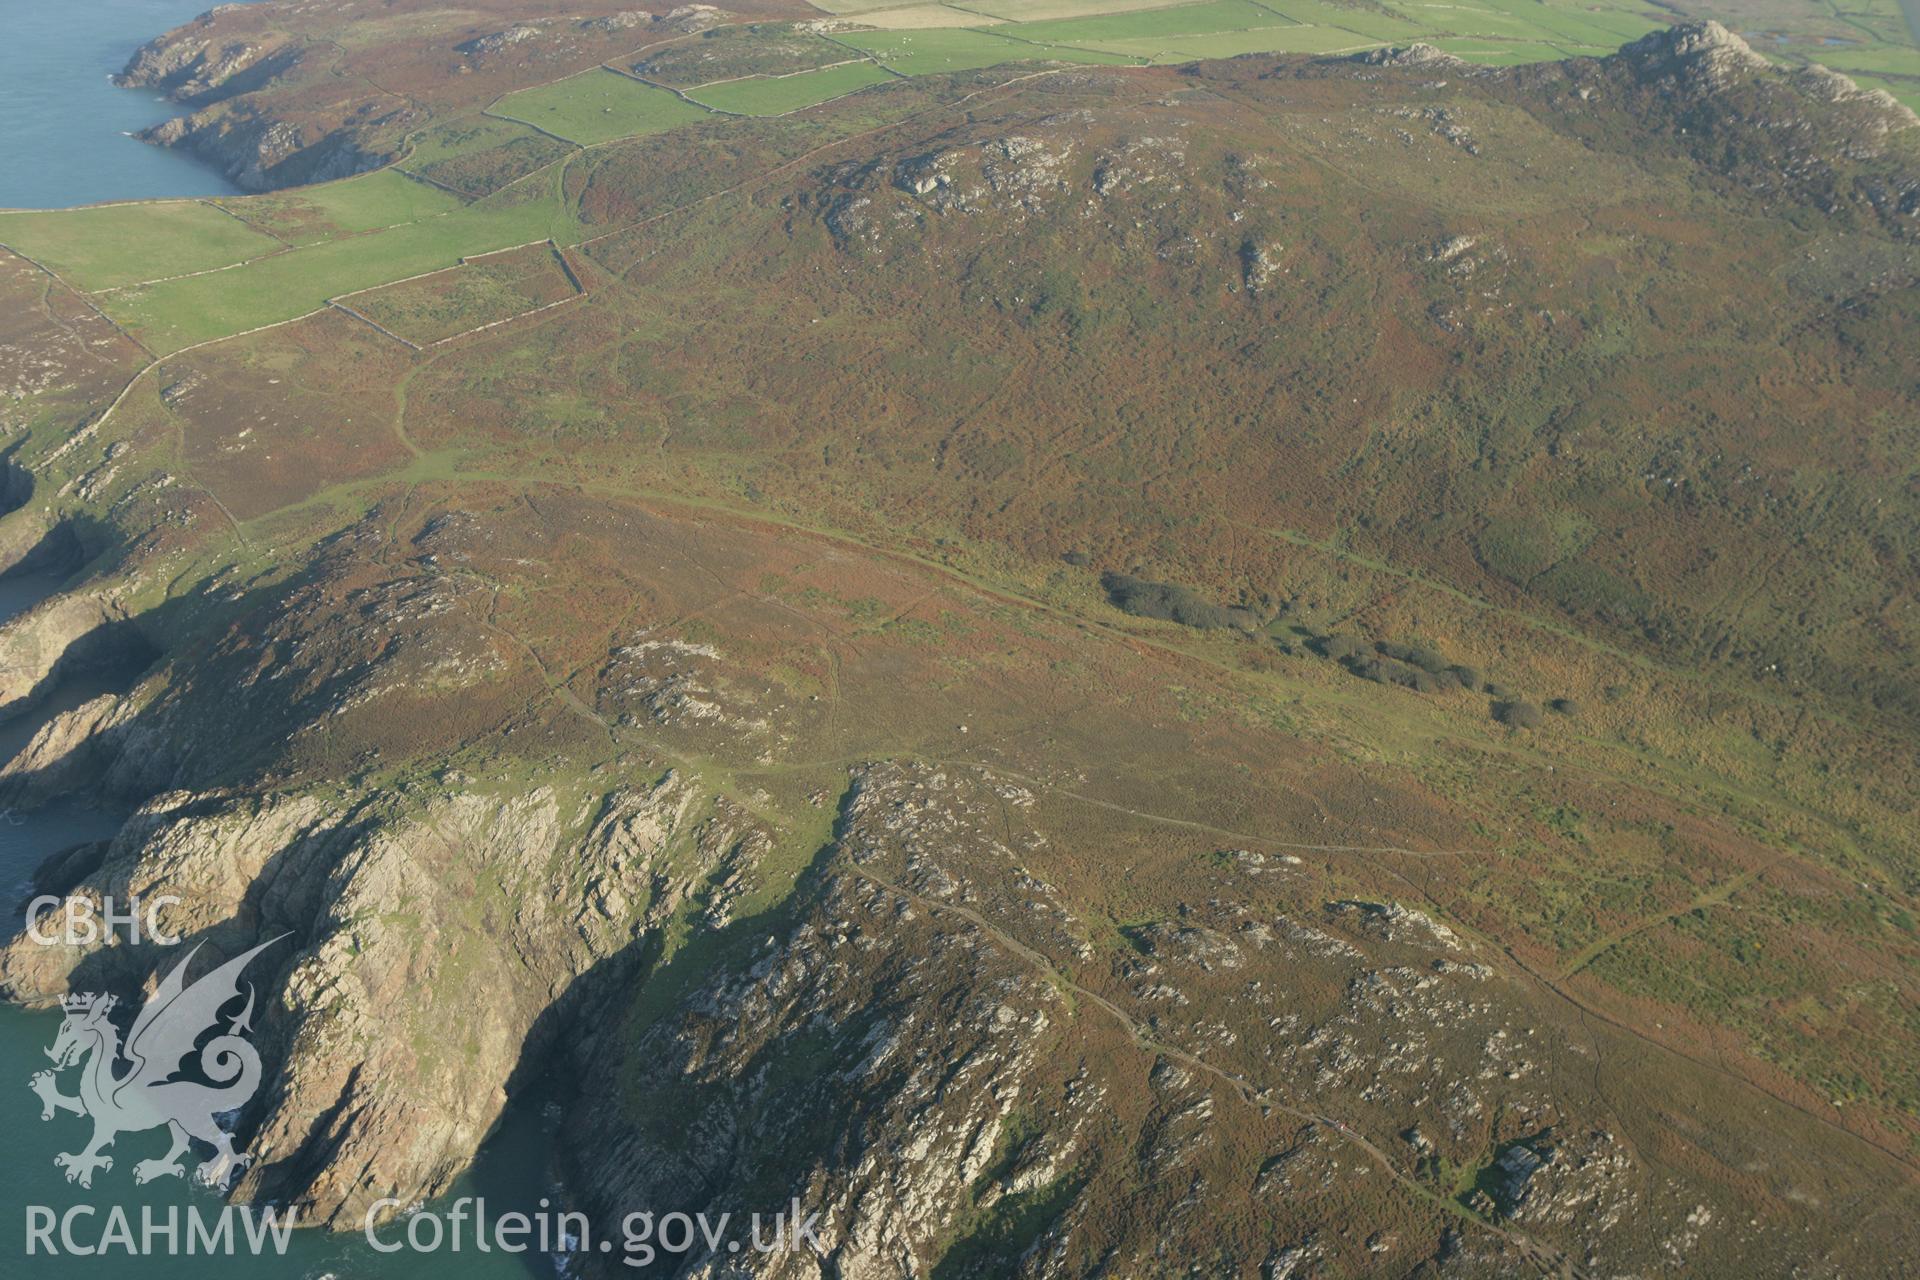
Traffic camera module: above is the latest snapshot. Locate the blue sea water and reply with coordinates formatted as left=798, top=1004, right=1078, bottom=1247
left=0, top=0, right=249, bottom=209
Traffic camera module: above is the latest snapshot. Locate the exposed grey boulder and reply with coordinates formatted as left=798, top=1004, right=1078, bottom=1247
left=1352, top=43, right=1463, bottom=69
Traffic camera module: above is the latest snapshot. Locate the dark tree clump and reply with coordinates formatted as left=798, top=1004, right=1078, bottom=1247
left=1378, top=641, right=1452, bottom=674
left=1312, top=633, right=1369, bottom=662
left=1351, top=656, right=1424, bottom=689
left=1493, top=700, right=1545, bottom=729
left=1348, top=655, right=1465, bottom=694
left=1101, top=573, right=1260, bottom=631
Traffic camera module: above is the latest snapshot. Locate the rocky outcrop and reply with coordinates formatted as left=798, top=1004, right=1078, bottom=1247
left=0, top=789, right=337, bottom=1002
left=110, top=3, right=404, bottom=192
left=566, top=868, right=1093, bottom=1276
left=0, top=691, right=171, bottom=809
left=455, top=24, right=547, bottom=58
left=578, top=10, right=658, bottom=34
left=1352, top=42, right=1466, bottom=70
left=0, top=508, right=54, bottom=579
left=1614, top=19, right=1769, bottom=86
left=0, top=512, right=84, bottom=581
left=116, top=9, right=298, bottom=104
left=0, top=586, right=140, bottom=723
left=0, top=459, right=33, bottom=514
left=659, top=4, right=730, bottom=35
left=1503, top=20, right=1920, bottom=239
left=458, top=6, right=729, bottom=62
left=1793, top=61, right=1920, bottom=127
left=0, top=768, right=773, bottom=1228
left=110, top=0, right=735, bottom=191
left=558, top=763, right=1537, bottom=1275
left=1609, top=19, right=1918, bottom=134
left=140, top=105, right=395, bottom=194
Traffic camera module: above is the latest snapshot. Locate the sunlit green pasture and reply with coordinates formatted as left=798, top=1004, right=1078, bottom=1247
left=0, top=201, right=281, bottom=291
left=491, top=69, right=714, bottom=145
left=102, top=184, right=582, bottom=353
left=214, top=169, right=465, bottom=246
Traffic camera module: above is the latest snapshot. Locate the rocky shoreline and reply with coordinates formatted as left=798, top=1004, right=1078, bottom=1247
left=115, top=9, right=394, bottom=192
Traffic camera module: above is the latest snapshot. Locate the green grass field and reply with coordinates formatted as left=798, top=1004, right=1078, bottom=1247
left=686, top=62, right=898, bottom=115
left=832, top=28, right=1140, bottom=73
left=1259, top=0, right=1424, bottom=40
left=1399, top=1, right=1560, bottom=40
left=491, top=69, right=715, bottom=145
left=1514, top=2, right=1659, bottom=46
left=1391, top=0, right=1655, bottom=48
left=101, top=183, right=584, bottom=353
left=0, top=201, right=282, bottom=291
left=1078, top=24, right=1384, bottom=58
left=1008, top=0, right=1298, bottom=44
left=214, top=169, right=467, bottom=246
left=963, top=0, right=1226, bottom=20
